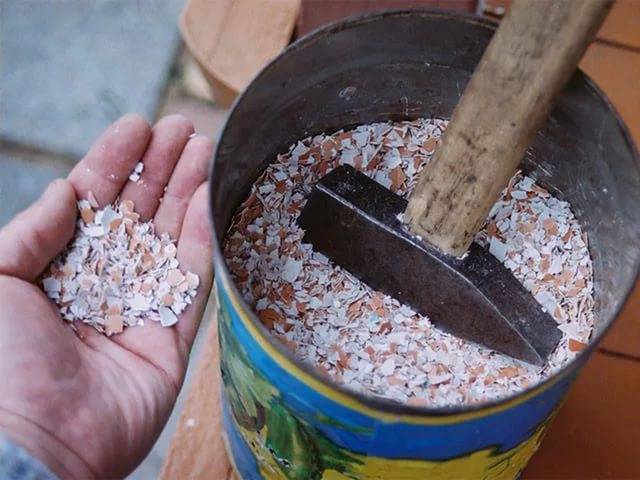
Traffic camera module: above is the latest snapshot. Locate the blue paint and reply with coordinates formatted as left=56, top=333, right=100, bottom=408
left=222, top=394, right=262, bottom=480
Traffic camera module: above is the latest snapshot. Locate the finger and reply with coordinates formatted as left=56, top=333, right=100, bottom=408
left=154, top=135, right=212, bottom=240
left=120, top=115, right=195, bottom=221
left=174, top=183, right=213, bottom=351
left=0, top=179, right=76, bottom=281
left=68, top=113, right=151, bottom=206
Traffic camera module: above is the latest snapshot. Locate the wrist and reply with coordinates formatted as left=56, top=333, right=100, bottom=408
left=0, top=408, right=95, bottom=479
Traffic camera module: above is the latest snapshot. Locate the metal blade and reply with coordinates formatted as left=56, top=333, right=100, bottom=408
left=298, top=165, right=562, bottom=365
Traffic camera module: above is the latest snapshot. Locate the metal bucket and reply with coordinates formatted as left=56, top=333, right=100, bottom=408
left=210, top=11, right=640, bottom=479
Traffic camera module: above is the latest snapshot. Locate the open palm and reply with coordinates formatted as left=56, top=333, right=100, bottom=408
left=0, top=114, right=213, bottom=479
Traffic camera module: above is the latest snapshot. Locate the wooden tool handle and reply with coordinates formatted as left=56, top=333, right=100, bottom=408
left=405, top=0, right=610, bottom=256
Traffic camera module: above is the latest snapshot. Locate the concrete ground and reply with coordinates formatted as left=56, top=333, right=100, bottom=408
left=0, top=2, right=227, bottom=477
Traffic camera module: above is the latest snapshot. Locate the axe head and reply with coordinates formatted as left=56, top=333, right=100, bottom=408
left=298, top=165, right=562, bottom=365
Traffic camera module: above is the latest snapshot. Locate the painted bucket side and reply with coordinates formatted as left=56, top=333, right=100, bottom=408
left=216, top=269, right=581, bottom=479
left=210, top=10, right=640, bottom=480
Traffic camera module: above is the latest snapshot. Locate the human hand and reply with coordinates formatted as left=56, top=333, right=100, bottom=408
left=0, top=114, right=213, bottom=478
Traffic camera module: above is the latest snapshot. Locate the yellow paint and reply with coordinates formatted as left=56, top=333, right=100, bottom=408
left=341, top=425, right=545, bottom=480
left=216, top=272, right=563, bottom=426
left=233, top=413, right=548, bottom=480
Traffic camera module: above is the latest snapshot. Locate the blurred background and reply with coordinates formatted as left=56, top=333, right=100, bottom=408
left=1, top=0, right=638, bottom=478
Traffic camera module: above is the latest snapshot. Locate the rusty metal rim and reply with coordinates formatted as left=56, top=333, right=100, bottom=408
left=209, top=8, right=640, bottom=418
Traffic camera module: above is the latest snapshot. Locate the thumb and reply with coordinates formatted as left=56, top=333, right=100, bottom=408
left=0, top=179, right=77, bottom=281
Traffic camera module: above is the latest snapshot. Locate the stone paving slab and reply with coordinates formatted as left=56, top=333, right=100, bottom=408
left=1, top=0, right=183, bottom=159
left=0, top=154, right=70, bottom=227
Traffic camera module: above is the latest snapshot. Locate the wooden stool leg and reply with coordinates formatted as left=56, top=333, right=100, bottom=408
left=160, top=312, right=233, bottom=480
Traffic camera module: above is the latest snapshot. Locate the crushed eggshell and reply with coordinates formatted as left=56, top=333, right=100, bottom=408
left=41, top=197, right=199, bottom=336
left=128, top=161, right=144, bottom=182
left=223, top=118, right=595, bottom=407
left=159, top=307, right=179, bottom=327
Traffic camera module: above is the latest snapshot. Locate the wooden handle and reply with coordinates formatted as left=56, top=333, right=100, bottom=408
left=405, top=0, right=611, bottom=256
